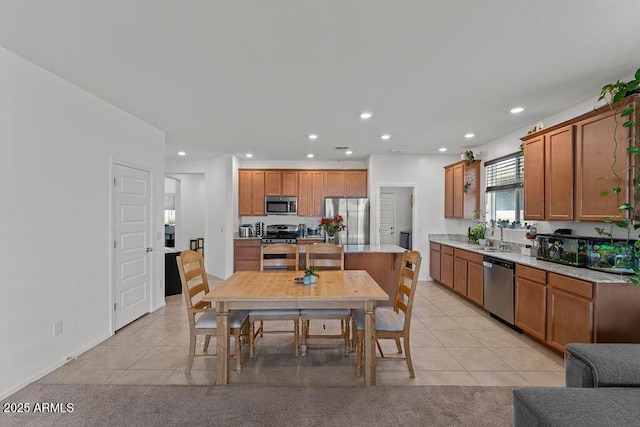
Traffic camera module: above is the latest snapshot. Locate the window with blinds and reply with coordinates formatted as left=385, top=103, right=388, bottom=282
left=485, top=153, right=524, bottom=192
left=485, top=152, right=524, bottom=223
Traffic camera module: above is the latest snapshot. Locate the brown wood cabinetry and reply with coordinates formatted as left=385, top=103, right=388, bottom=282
left=265, top=171, right=298, bottom=196
left=239, top=169, right=367, bottom=217
left=239, top=170, right=265, bottom=216
left=440, top=245, right=454, bottom=288
left=575, top=106, right=632, bottom=221
left=515, top=264, right=547, bottom=341
left=444, top=160, right=480, bottom=219
left=546, top=273, right=593, bottom=353
left=523, top=125, right=574, bottom=220
left=452, top=248, right=484, bottom=304
left=429, top=242, right=441, bottom=282
left=233, top=239, right=261, bottom=271
left=345, top=252, right=401, bottom=307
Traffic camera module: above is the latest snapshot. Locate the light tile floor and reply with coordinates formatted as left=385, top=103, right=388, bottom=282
left=37, top=280, right=566, bottom=387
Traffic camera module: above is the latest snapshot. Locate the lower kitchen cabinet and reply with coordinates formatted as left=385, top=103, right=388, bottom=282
left=440, top=245, right=454, bottom=289
left=429, top=242, right=441, bottom=282
left=515, top=265, right=547, bottom=341
left=453, top=248, right=483, bottom=304
left=546, top=273, right=594, bottom=353
left=234, top=239, right=261, bottom=271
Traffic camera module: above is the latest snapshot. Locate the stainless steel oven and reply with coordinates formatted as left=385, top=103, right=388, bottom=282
left=260, top=224, right=298, bottom=270
left=265, top=196, right=297, bottom=215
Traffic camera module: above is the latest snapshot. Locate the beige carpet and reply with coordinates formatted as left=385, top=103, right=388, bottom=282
left=2, top=384, right=514, bottom=426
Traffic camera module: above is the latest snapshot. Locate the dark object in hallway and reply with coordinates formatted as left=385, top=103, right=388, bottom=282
left=164, top=251, right=181, bottom=296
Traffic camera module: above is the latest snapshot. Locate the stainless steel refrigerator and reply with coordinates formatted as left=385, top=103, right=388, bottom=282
left=324, top=197, right=370, bottom=245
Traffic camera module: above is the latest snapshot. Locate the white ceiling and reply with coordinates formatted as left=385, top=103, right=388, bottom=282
left=1, top=1, right=639, bottom=161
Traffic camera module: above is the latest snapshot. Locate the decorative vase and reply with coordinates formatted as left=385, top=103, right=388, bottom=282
left=310, top=275, right=316, bottom=284
left=326, top=234, right=336, bottom=244
left=303, top=275, right=311, bottom=285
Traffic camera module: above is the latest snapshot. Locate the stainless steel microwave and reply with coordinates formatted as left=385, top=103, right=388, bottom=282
left=265, top=196, right=297, bottom=215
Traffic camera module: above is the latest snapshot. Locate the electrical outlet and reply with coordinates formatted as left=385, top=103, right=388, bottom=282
left=54, top=321, right=63, bottom=336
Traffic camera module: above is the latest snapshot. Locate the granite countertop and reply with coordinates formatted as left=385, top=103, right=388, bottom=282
left=429, top=236, right=630, bottom=284
left=343, top=244, right=407, bottom=254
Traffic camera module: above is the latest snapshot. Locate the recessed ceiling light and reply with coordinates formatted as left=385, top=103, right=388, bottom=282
left=345, top=150, right=353, bottom=155
left=308, top=134, right=318, bottom=140
left=360, top=112, right=373, bottom=120
left=510, top=107, right=524, bottom=114
left=381, top=134, right=391, bottom=140
left=178, top=151, right=186, bottom=156
left=464, top=133, right=475, bottom=139
left=438, top=147, right=447, bottom=152
left=307, top=153, right=314, bottom=158
left=245, top=153, right=253, bottom=158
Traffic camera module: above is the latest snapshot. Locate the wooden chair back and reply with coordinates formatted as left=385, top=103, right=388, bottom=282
left=260, top=243, right=299, bottom=271
left=176, top=249, right=211, bottom=318
left=305, top=243, right=344, bottom=270
left=393, top=250, right=422, bottom=327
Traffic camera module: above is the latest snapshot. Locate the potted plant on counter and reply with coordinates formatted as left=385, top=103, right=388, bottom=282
left=320, top=214, right=345, bottom=243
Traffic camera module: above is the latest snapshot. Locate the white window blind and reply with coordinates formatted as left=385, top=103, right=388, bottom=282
left=485, top=152, right=524, bottom=192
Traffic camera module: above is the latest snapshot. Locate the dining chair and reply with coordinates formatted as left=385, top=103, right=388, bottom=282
left=248, top=243, right=301, bottom=358
left=353, top=250, right=422, bottom=378
left=300, top=243, right=351, bottom=357
left=176, top=249, right=249, bottom=374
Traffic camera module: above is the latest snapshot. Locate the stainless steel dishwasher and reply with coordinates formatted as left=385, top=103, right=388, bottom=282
left=483, top=256, right=518, bottom=328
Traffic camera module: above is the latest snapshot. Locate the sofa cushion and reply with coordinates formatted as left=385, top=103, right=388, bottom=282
left=513, top=387, right=640, bottom=426
left=566, top=343, right=640, bottom=388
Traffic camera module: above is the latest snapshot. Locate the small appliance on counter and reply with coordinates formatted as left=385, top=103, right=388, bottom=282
left=239, top=224, right=253, bottom=238
left=307, top=225, right=320, bottom=236
left=298, top=223, right=306, bottom=238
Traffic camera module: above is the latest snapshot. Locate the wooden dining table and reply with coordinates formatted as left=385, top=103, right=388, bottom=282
left=203, top=270, right=388, bottom=385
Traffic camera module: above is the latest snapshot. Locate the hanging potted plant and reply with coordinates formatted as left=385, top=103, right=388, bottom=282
left=596, top=67, right=640, bottom=284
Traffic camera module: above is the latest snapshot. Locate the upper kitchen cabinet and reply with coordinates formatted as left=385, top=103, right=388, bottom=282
left=297, top=171, right=325, bottom=216
left=265, top=170, right=298, bottom=196
left=522, top=124, right=574, bottom=221
left=325, top=170, right=368, bottom=197
left=575, top=104, right=634, bottom=221
left=239, top=169, right=265, bottom=216
left=444, top=160, right=479, bottom=219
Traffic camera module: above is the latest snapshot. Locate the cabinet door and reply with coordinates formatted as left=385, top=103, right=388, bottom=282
left=234, top=240, right=261, bottom=271
left=524, top=134, right=545, bottom=220
left=264, top=171, right=282, bottom=196
left=346, top=171, right=367, bottom=196
left=444, top=166, right=454, bottom=218
left=575, top=107, right=631, bottom=221
left=453, top=163, right=464, bottom=218
left=463, top=161, right=480, bottom=219
left=282, top=171, right=298, bottom=196
left=238, top=170, right=253, bottom=216
left=545, top=126, right=574, bottom=220
left=440, top=247, right=454, bottom=288
left=312, top=171, right=325, bottom=216
left=547, top=287, right=594, bottom=352
left=430, top=245, right=441, bottom=282
left=297, top=171, right=311, bottom=216
left=467, top=261, right=484, bottom=306
left=325, top=171, right=346, bottom=197
left=453, top=256, right=468, bottom=296
left=251, top=171, right=265, bottom=215
left=515, top=276, right=547, bottom=340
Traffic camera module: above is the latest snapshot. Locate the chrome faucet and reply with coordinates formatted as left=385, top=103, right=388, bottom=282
left=498, top=226, right=507, bottom=250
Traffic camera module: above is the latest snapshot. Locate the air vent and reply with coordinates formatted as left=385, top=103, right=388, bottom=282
left=334, top=146, right=350, bottom=151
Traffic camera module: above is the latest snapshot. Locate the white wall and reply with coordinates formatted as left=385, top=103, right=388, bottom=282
left=0, top=46, right=165, bottom=399
left=166, top=173, right=205, bottom=251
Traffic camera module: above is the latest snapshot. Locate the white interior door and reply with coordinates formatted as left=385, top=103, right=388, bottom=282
left=379, top=192, right=396, bottom=245
left=114, top=163, right=152, bottom=330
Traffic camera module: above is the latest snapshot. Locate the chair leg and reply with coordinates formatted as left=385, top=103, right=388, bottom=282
left=394, top=337, right=403, bottom=354
left=356, top=334, right=363, bottom=378
left=294, top=319, right=300, bottom=357
left=343, top=319, right=350, bottom=357
left=404, top=333, right=414, bottom=378
left=203, top=335, right=211, bottom=352
left=234, top=331, right=242, bottom=374
left=249, top=321, right=256, bottom=359
left=376, top=339, right=384, bottom=358
left=186, top=332, right=196, bottom=374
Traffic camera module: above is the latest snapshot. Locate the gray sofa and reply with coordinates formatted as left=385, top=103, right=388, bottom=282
left=513, top=343, right=640, bottom=426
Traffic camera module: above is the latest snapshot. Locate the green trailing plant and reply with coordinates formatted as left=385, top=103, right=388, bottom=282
left=463, top=179, right=473, bottom=193
left=464, top=150, right=475, bottom=165
left=597, top=67, right=640, bottom=284
left=304, top=266, right=319, bottom=278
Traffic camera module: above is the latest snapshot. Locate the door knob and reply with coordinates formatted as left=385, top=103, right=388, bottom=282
left=146, top=247, right=153, bottom=252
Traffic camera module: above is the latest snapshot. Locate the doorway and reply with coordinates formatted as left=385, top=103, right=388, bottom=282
left=379, top=186, right=414, bottom=248
left=113, top=163, right=153, bottom=330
